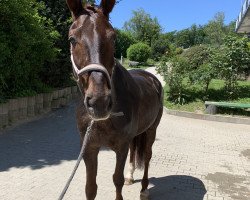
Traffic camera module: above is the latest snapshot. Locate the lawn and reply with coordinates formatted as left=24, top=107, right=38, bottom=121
left=119, top=58, right=154, bottom=70
left=164, top=79, right=250, bottom=116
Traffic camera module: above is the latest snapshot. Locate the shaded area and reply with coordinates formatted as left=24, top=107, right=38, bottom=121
left=241, top=149, right=250, bottom=161
left=206, top=172, right=250, bottom=200
left=148, top=175, right=206, bottom=200
left=0, top=103, right=80, bottom=171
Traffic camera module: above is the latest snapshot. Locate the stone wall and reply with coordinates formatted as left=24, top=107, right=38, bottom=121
left=0, top=86, right=79, bottom=129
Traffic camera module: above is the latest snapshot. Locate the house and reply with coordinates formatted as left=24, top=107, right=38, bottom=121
left=236, top=0, right=250, bottom=33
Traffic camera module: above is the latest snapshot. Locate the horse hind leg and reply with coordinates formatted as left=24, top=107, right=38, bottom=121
left=125, top=143, right=136, bottom=185
left=141, top=107, right=162, bottom=200
left=125, top=130, right=147, bottom=186
left=140, top=128, right=156, bottom=200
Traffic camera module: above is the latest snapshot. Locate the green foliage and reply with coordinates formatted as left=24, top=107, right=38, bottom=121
left=174, top=47, right=184, bottom=55
left=37, top=0, right=72, bottom=88
left=127, top=43, right=151, bottom=63
left=159, top=45, right=183, bottom=63
left=182, top=45, right=210, bottom=69
left=151, top=35, right=170, bottom=61
left=181, top=45, right=216, bottom=95
left=174, top=24, right=206, bottom=48
left=203, top=12, right=226, bottom=46
left=164, top=79, right=250, bottom=115
left=0, top=0, right=58, bottom=99
left=211, top=35, right=250, bottom=97
left=115, top=29, right=136, bottom=58
left=159, top=56, right=189, bottom=104
left=124, top=8, right=162, bottom=46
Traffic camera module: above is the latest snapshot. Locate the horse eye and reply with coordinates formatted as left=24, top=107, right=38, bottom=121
left=69, top=36, right=77, bottom=45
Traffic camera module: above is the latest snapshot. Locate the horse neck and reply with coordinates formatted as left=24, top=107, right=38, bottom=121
left=111, top=60, right=139, bottom=109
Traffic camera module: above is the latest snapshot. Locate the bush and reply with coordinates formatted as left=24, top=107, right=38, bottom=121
left=159, top=56, right=189, bottom=104
left=181, top=45, right=210, bottom=70
left=0, top=0, right=58, bottom=99
left=127, top=42, right=151, bottom=63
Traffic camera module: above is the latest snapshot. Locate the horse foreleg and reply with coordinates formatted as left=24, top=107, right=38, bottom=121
left=84, top=147, right=99, bottom=200
left=125, top=143, right=135, bottom=185
left=113, top=144, right=129, bottom=200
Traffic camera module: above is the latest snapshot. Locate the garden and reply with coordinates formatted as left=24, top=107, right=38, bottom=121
left=0, top=0, right=249, bottom=119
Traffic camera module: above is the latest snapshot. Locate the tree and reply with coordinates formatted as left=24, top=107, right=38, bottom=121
left=174, top=25, right=206, bottom=48
left=37, top=0, right=72, bottom=87
left=0, top=0, right=58, bottom=99
left=174, top=29, right=192, bottom=48
left=151, top=35, right=170, bottom=61
left=212, top=35, right=250, bottom=96
left=115, top=29, right=136, bottom=58
left=124, top=8, right=162, bottom=46
left=181, top=45, right=216, bottom=94
left=204, top=12, right=226, bottom=46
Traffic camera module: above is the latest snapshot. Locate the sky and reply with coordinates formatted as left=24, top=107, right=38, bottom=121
left=108, top=0, right=243, bottom=32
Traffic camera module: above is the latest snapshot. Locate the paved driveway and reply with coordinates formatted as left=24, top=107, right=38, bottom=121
left=0, top=103, right=249, bottom=200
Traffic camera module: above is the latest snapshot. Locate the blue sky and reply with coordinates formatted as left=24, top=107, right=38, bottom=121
left=109, top=0, right=243, bottom=32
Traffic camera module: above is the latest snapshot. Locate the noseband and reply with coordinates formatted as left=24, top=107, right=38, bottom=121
left=71, top=55, right=112, bottom=94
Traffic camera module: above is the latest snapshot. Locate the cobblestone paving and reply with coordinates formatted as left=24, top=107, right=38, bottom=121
left=0, top=103, right=250, bottom=200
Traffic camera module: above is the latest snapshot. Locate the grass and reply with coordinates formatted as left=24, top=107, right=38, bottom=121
left=119, top=58, right=155, bottom=70
left=164, top=79, right=250, bottom=116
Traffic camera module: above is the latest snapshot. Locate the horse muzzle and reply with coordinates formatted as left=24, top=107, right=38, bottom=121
left=85, top=92, right=112, bottom=121
left=71, top=55, right=113, bottom=121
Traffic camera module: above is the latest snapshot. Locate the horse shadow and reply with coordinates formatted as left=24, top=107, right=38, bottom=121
left=146, top=175, right=207, bottom=200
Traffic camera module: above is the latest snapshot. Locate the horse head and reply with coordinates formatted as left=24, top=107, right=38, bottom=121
left=67, top=0, right=116, bottom=121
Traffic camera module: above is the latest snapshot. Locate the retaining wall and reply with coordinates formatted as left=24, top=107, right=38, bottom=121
left=0, top=86, right=79, bottom=129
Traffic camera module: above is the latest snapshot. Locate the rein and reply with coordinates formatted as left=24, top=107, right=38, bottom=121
left=58, top=120, right=94, bottom=200
left=58, top=56, right=123, bottom=200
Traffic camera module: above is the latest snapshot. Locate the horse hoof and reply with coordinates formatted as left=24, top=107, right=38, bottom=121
left=140, top=189, right=150, bottom=200
left=124, top=178, right=134, bottom=185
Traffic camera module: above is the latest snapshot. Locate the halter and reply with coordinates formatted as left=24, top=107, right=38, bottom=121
left=71, top=55, right=112, bottom=94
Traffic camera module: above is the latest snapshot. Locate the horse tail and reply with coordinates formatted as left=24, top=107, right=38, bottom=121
left=132, top=132, right=147, bottom=169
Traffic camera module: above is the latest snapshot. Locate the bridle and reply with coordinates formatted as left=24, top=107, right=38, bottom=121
left=70, top=54, right=112, bottom=95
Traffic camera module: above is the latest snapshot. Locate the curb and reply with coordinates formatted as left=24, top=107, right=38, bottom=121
left=164, top=107, right=250, bottom=125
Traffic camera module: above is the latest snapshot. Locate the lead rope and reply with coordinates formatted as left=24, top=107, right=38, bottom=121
left=58, top=120, right=94, bottom=200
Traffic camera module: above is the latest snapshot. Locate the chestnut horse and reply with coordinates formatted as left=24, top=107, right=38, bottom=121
left=66, top=0, right=163, bottom=199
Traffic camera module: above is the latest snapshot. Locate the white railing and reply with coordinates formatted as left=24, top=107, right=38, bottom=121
left=236, top=0, right=250, bottom=31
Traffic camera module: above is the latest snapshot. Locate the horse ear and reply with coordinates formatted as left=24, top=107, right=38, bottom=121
left=100, top=0, right=116, bottom=17
left=66, top=0, right=84, bottom=20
